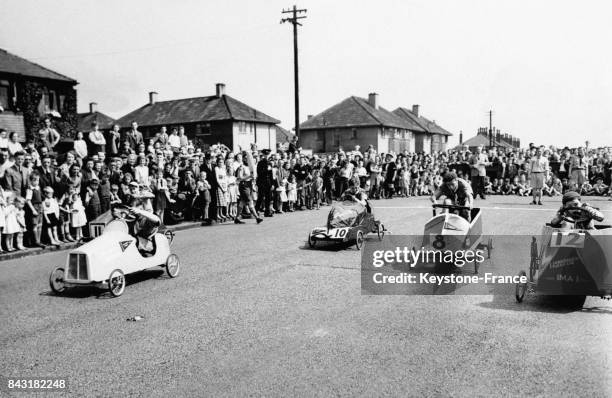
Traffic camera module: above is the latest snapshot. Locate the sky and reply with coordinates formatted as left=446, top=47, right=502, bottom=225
left=1, top=0, right=611, bottom=147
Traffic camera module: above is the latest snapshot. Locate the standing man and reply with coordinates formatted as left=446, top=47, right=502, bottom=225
left=88, top=121, right=106, bottom=154
left=2, top=151, right=29, bottom=197
left=37, top=155, right=58, bottom=192
left=38, top=117, right=61, bottom=153
left=469, top=146, right=489, bottom=199
left=124, top=121, right=143, bottom=150
left=529, top=147, right=549, bottom=205
left=107, top=124, right=121, bottom=156
left=569, top=147, right=589, bottom=191
left=255, top=149, right=274, bottom=217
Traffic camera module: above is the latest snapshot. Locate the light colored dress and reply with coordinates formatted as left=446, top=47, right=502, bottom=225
left=70, top=196, right=87, bottom=228
left=287, top=182, right=297, bottom=202
left=5, top=205, right=25, bottom=234
left=0, top=188, right=7, bottom=229
left=277, top=182, right=288, bottom=202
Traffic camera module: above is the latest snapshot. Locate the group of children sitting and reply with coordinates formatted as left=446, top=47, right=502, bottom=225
left=483, top=175, right=610, bottom=197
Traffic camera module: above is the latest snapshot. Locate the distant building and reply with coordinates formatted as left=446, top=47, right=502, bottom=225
left=393, top=105, right=452, bottom=153
left=298, top=93, right=417, bottom=153
left=77, top=102, right=115, bottom=133
left=0, top=48, right=78, bottom=142
left=455, top=128, right=520, bottom=152
left=115, top=83, right=280, bottom=151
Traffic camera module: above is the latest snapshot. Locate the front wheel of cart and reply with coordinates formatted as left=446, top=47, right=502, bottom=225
left=515, top=270, right=527, bottom=303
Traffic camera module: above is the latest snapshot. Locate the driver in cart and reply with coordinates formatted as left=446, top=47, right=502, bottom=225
left=111, top=201, right=161, bottom=255
left=550, top=191, right=604, bottom=230
left=430, top=172, right=474, bottom=221
left=341, top=177, right=371, bottom=212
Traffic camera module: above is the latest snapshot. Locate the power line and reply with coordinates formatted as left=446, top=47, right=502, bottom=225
left=281, top=5, right=307, bottom=141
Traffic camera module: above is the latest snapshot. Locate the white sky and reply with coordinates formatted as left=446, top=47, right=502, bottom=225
left=1, top=0, right=611, bottom=147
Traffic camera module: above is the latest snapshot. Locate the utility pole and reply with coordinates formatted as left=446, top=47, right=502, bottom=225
left=488, top=110, right=493, bottom=148
left=281, top=5, right=307, bottom=141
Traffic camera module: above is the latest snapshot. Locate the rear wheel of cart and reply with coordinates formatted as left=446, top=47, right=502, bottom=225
left=165, top=254, right=180, bottom=278
left=515, top=270, right=527, bottom=303
left=308, top=233, right=316, bottom=248
left=376, top=223, right=385, bottom=241
left=49, top=267, right=66, bottom=294
left=355, top=230, right=365, bottom=250
left=108, top=269, right=125, bottom=297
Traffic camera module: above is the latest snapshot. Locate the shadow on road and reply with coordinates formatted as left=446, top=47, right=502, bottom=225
left=40, top=269, right=166, bottom=299
left=477, top=293, right=612, bottom=314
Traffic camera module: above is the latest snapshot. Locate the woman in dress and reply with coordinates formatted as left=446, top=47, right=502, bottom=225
left=214, top=157, right=228, bottom=222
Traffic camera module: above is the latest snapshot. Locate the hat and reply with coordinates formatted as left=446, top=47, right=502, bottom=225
left=442, top=172, right=457, bottom=182
left=129, top=181, right=139, bottom=187
left=261, top=149, right=271, bottom=155
left=562, top=191, right=580, bottom=205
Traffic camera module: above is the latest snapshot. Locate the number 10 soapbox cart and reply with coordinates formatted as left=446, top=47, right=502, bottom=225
left=308, top=200, right=385, bottom=250
left=515, top=206, right=612, bottom=308
left=48, top=206, right=180, bottom=298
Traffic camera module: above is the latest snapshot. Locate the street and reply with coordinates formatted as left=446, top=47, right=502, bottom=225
left=1, top=196, right=611, bottom=397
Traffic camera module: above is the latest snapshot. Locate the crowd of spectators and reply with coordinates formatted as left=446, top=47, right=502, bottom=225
left=0, top=118, right=610, bottom=253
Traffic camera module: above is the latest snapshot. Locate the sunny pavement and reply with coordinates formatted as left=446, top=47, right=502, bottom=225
left=1, top=195, right=611, bottom=397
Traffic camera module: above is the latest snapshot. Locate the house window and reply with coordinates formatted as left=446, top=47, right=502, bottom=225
left=352, top=128, right=357, bottom=139
left=0, top=80, right=9, bottom=109
left=42, top=90, right=61, bottom=112
left=198, top=123, right=212, bottom=136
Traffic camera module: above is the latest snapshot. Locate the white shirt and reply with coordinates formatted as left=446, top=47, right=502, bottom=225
left=168, top=135, right=181, bottom=148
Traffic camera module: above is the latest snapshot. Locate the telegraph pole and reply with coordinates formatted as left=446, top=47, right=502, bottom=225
left=281, top=5, right=307, bottom=141
left=488, top=110, right=493, bottom=148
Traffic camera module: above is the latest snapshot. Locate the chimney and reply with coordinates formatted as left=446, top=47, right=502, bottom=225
left=89, top=102, right=97, bottom=114
left=149, top=91, right=158, bottom=105
left=216, top=83, right=226, bottom=97
left=307, top=115, right=313, bottom=120
left=459, top=131, right=463, bottom=144
left=368, top=93, right=379, bottom=109
left=412, top=104, right=420, bottom=117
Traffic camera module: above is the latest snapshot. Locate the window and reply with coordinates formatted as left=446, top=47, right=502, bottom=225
left=352, top=128, right=357, bottom=139
left=238, top=121, right=247, bottom=133
left=197, top=123, right=212, bottom=136
left=0, top=80, right=9, bottom=109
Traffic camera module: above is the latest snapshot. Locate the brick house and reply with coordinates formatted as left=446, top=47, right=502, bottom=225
left=393, top=105, right=452, bottom=153
left=115, top=83, right=281, bottom=152
left=298, top=93, right=418, bottom=153
left=0, top=48, right=78, bottom=142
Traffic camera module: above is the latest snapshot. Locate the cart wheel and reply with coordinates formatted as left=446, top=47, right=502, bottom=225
left=487, top=237, right=493, bottom=259
left=308, top=233, right=317, bottom=248
left=164, top=230, right=175, bottom=244
left=165, top=254, right=180, bottom=278
left=376, top=223, right=385, bottom=241
left=49, top=267, right=66, bottom=294
left=515, top=270, right=527, bottom=303
left=108, top=269, right=125, bottom=297
left=355, top=230, right=365, bottom=250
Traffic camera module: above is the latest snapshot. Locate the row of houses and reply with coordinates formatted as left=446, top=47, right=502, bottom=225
left=1, top=48, right=453, bottom=154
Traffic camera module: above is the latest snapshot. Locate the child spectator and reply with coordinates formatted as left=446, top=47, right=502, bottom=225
left=70, top=185, right=87, bottom=241
left=0, top=186, right=5, bottom=252
left=42, top=186, right=60, bottom=245
left=25, top=172, right=44, bottom=247
left=287, top=175, right=297, bottom=211
left=84, top=179, right=101, bottom=224
left=4, top=196, right=26, bottom=251
left=194, top=171, right=211, bottom=223
left=58, top=186, right=74, bottom=242
left=98, top=170, right=112, bottom=213
left=591, top=178, right=608, bottom=195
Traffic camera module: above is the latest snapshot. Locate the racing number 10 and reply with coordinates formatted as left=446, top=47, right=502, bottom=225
left=333, top=228, right=348, bottom=238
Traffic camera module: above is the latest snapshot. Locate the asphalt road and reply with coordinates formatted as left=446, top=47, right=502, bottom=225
left=1, top=196, right=611, bottom=397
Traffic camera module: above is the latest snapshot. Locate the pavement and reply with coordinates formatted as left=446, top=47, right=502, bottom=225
left=1, top=195, right=611, bottom=397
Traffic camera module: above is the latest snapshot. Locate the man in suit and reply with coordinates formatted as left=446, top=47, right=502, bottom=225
left=123, top=121, right=144, bottom=150
left=37, top=155, right=58, bottom=192
left=2, top=151, right=29, bottom=197
left=469, top=146, right=489, bottom=199
left=255, top=149, right=274, bottom=216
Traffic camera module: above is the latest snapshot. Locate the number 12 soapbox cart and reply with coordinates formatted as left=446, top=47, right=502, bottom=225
left=515, top=206, right=612, bottom=308
left=48, top=207, right=180, bottom=298
left=308, top=200, right=385, bottom=250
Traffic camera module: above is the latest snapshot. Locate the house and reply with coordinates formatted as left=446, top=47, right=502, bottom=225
left=274, top=125, right=295, bottom=150
left=298, top=93, right=418, bottom=153
left=77, top=102, right=115, bottom=133
left=0, top=48, right=78, bottom=142
left=393, top=105, right=452, bottom=153
left=455, top=128, right=520, bottom=152
left=115, top=83, right=281, bottom=151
